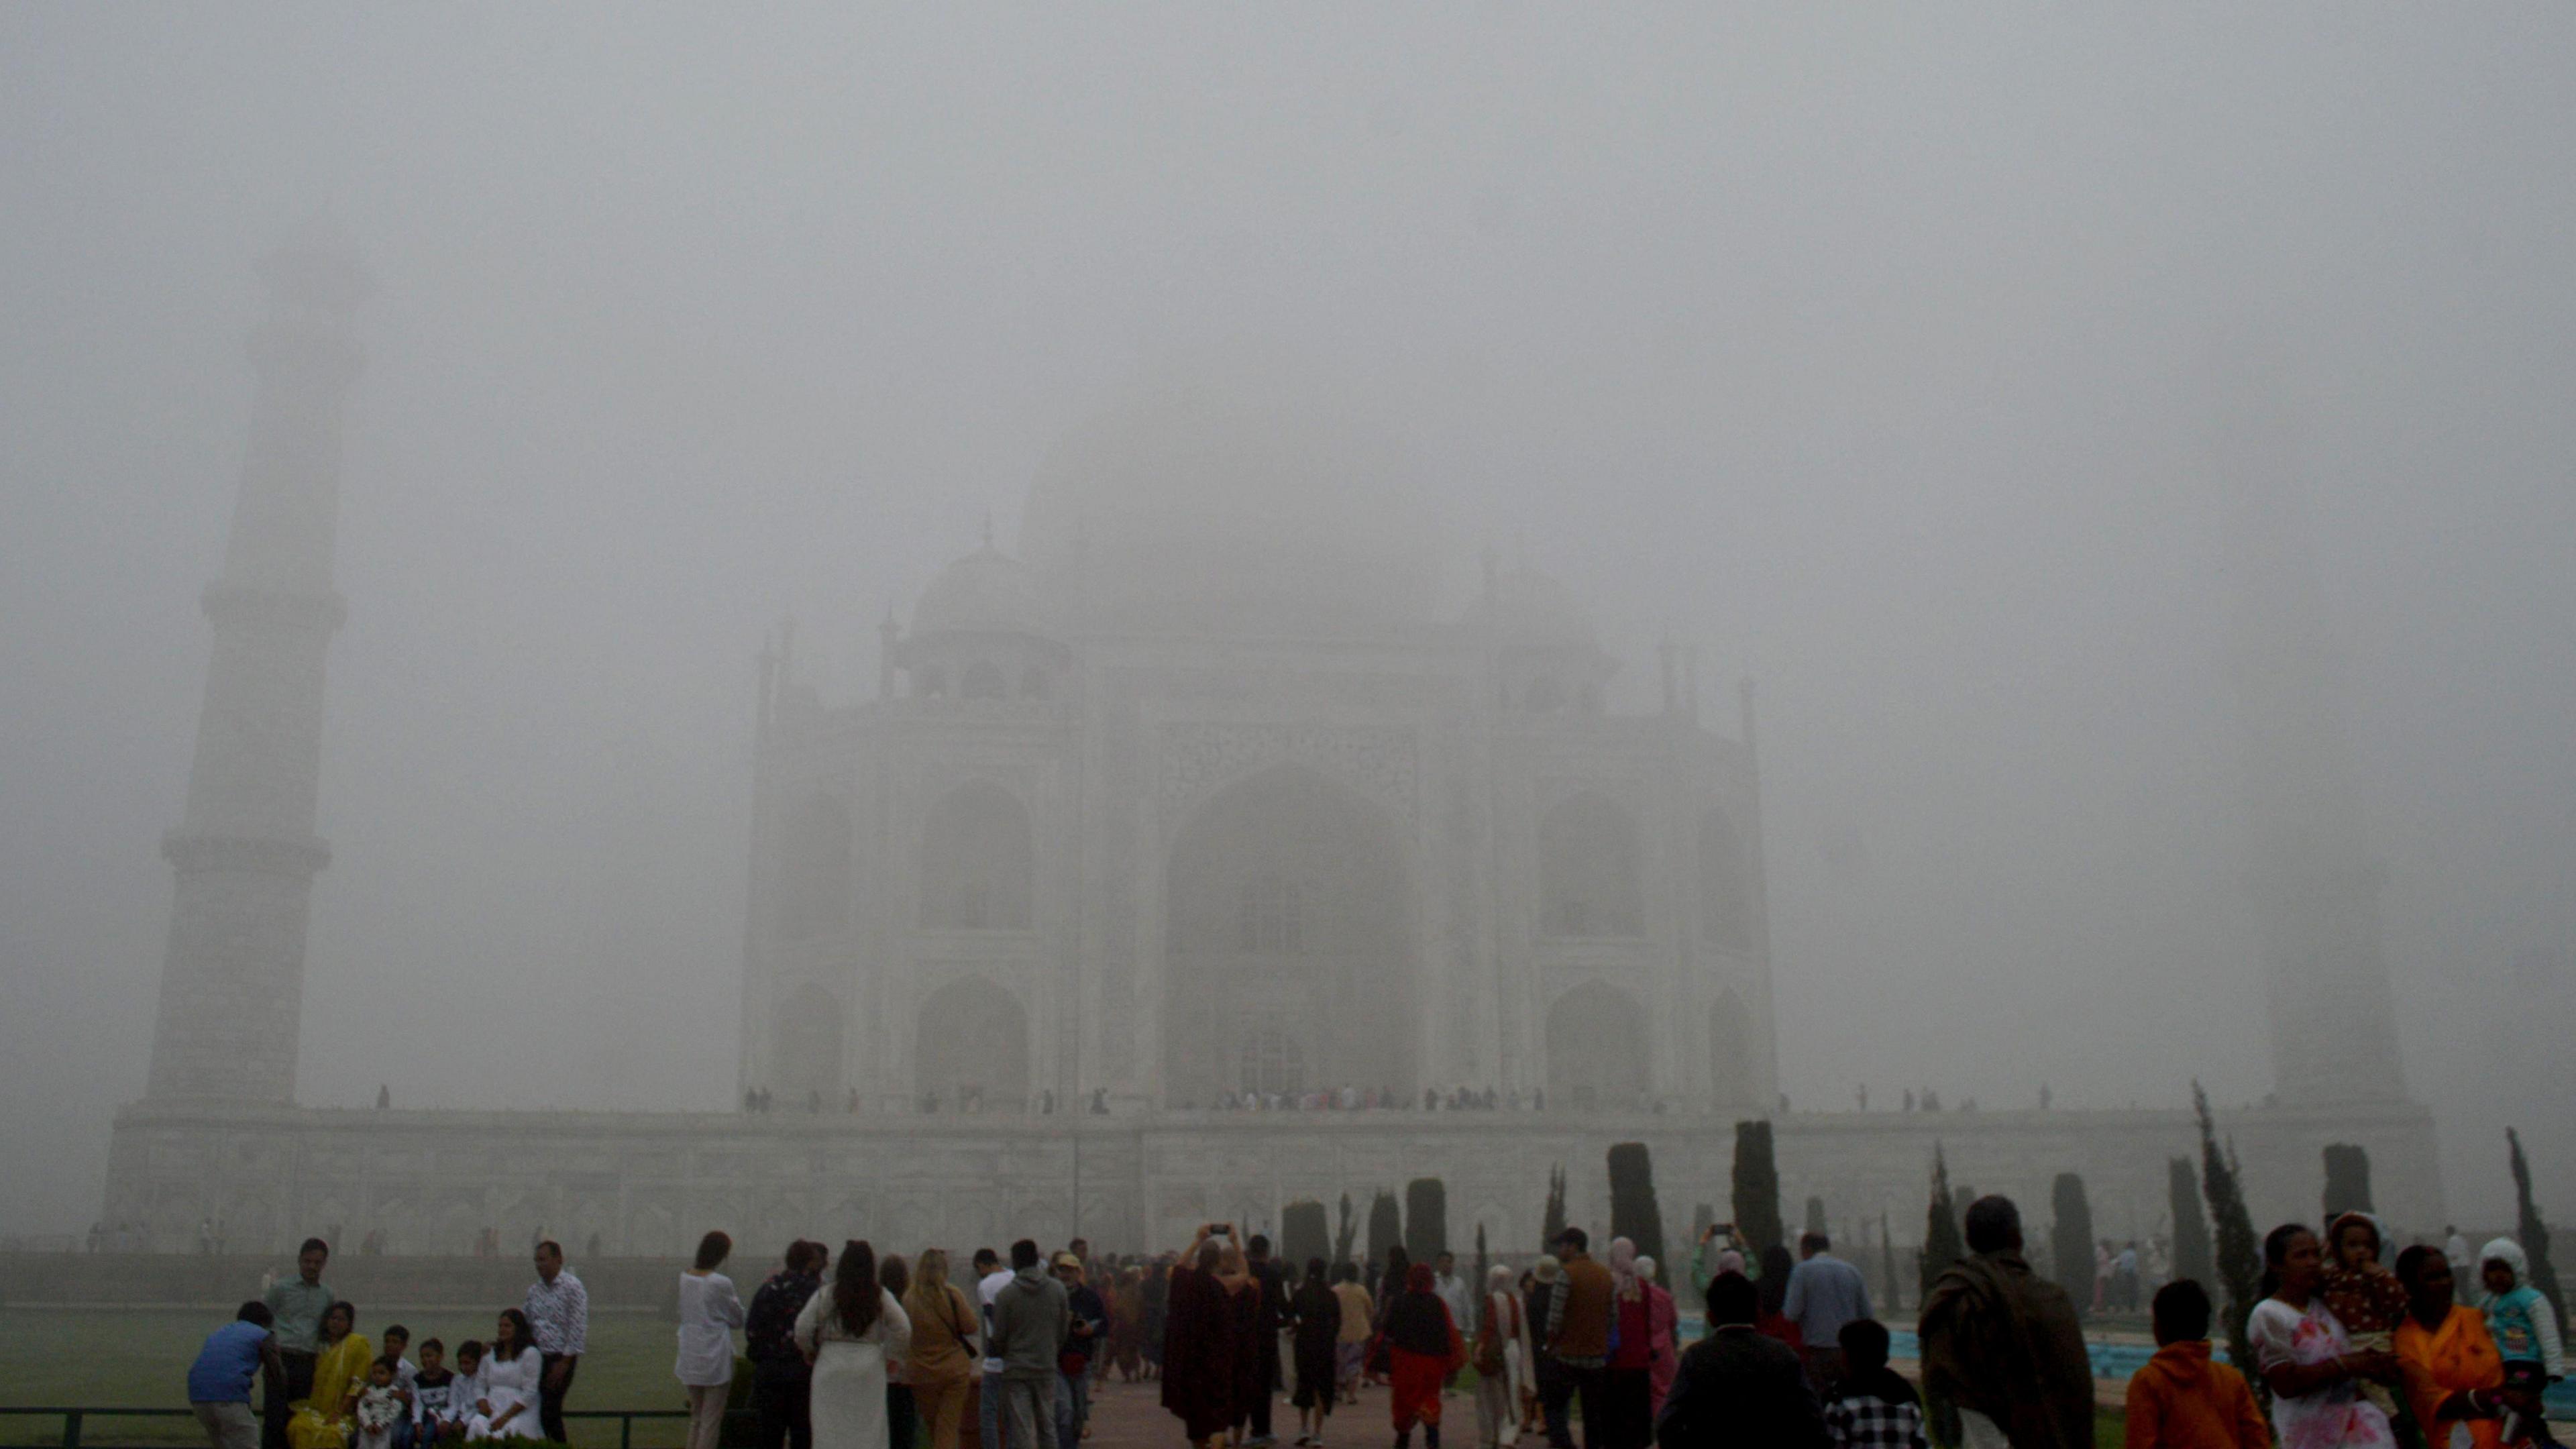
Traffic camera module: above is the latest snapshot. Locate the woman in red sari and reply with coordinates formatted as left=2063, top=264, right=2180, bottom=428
left=1381, top=1264, right=1463, bottom=1449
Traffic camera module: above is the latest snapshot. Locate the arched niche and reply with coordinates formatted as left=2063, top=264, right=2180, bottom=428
left=915, top=977, right=1029, bottom=1111
left=1546, top=979, right=1648, bottom=1111
left=1697, top=805, right=1757, bottom=952
left=919, top=782, right=1034, bottom=930
left=773, top=981, right=844, bottom=1100
left=1163, top=765, right=1415, bottom=1105
left=1539, top=791, right=1642, bottom=938
left=777, top=794, right=853, bottom=941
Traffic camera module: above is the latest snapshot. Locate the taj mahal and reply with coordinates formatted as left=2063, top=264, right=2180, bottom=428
left=100, top=239, right=2443, bottom=1263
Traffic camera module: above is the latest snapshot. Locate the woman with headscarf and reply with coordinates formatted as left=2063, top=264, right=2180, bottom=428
left=1630, top=1256, right=1677, bottom=1419
left=1471, top=1264, right=1528, bottom=1449
left=1601, top=1240, right=1654, bottom=1449
left=1288, top=1258, right=1341, bottom=1446
left=1110, top=1267, right=1148, bottom=1383
left=2391, top=1244, right=2507, bottom=1449
left=794, top=1240, right=915, bottom=1449
left=1162, top=1231, right=1242, bottom=1449
left=1383, top=1264, right=1464, bottom=1449
left=900, top=1249, right=979, bottom=1449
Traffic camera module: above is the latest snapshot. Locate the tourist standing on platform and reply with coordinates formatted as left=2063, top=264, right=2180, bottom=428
left=262, top=1238, right=334, bottom=1449
left=1539, top=1230, right=1612, bottom=1449
left=468, top=1310, right=543, bottom=1442
left=1055, top=1252, right=1108, bottom=1449
left=2247, top=1224, right=2398, bottom=1449
left=903, top=1249, right=983, bottom=1449
left=2119, top=1281, right=2266, bottom=1449
left=1629, top=1258, right=1675, bottom=1419
left=523, top=1240, right=587, bottom=1444
left=189, top=1302, right=286, bottom=1449
left=1652, top=1272, right=1823, bottom=1449
left=2390, top=1245, right=2507, bottom=1449
left=679, top=1232, right=749, bottom=1449
left=796, top=1241, right=914, bottom=1449
left=1471, top=1264, right=1529, bottom=1449
left=1163, top=1230, right=1243, bottom=1449
left=1917, top=1195, right=2091, bottom=1449
left=1782, top=1233, right=1874, bottom=1390
left=1383, top=1264, right=1465, bottom=1449
left=1289, top=1258, right=1342, bottom=1446
left=988, top=1240, right=1069, bottom=1449
left=751, top=1241, right=830, bottom=1449
left=881, top=1254, right=917, bottom=1449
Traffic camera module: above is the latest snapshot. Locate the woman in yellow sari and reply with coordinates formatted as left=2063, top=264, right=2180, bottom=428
left=288, top=1303, right=375, bottom=1449
left=2392, top=1246, right=2508, bottom=1449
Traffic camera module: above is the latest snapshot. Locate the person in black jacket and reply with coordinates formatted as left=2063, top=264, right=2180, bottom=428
left=1653, top=1272, right=1825, bottom=1449
left=745, top=1240, right=828, bottom=1449
left=1242, top=1235, right=1295, bottom=1445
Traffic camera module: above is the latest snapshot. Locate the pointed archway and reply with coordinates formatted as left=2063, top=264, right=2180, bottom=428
left=1163, top=765, right=1415, bottom=1105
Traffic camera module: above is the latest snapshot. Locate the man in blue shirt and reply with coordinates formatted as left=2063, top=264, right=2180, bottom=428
left=1779, top=1232, right=1874, bottom=1389
left=190, top=1302, right=287, bottom=1449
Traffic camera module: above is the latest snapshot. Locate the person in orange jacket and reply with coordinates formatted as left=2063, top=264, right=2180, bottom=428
left=2125, top=1281, right=2269, bottom=1449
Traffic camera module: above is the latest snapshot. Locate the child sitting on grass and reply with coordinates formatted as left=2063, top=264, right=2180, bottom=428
left=2123, top=1281, right=2268, bottom=1449
left=410, top=1339, right=463, bottom=1445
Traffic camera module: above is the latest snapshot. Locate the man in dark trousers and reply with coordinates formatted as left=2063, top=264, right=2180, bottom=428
left=1242, top=1234, right=1294, bottom=1446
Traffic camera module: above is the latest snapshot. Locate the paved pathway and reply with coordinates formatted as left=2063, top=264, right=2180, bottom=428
left=1079, top=1375, right=1417, bottom=1449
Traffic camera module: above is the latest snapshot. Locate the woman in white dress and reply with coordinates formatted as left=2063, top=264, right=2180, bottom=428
left=2249, top=1223, right=2400, bottom=1449
left=678, top=1230, right=749, bottom=1449
left=794, top=1239, right=914, bottom=1449
left=468, top=1309, right=545, bottom=1441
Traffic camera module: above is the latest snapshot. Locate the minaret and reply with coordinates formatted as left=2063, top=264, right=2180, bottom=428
left=142, top=231, right=368, bottom=1103
left=2216, top=396, right=2408, bottom=1106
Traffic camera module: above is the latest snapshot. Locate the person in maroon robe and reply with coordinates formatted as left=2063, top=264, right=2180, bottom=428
left=1162, top=1232, right=1242, bottom=1449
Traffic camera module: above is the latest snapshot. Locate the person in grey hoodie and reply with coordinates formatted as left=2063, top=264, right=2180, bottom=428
left=988, top=1240, right=1070, bottom=1449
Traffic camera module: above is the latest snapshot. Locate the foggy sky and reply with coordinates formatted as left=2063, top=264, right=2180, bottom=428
left=4, top=4, right=2573, bottom=1236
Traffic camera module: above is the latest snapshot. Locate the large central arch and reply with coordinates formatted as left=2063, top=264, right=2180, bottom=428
left=1163, top=765, right=1415, bottom=1104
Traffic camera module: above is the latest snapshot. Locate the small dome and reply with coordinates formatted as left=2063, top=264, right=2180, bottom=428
left=1482, top=563, right=1599, bottom=651
left=914, top=539, right=1047, bottom=638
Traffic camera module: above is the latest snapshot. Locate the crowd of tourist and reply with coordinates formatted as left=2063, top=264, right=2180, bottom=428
left=184, top=1201, right=2563, bottom=1449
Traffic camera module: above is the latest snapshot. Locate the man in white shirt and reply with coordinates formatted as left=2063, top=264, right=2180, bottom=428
left=975, top=1248, right=1013, bottom=1449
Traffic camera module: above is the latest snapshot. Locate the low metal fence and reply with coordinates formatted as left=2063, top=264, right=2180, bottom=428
left=0, top=1408, right=702, bottom=1449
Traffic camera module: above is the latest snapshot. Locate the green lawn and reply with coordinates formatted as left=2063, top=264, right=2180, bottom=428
left=0, top=1309, right=694, bottom=1449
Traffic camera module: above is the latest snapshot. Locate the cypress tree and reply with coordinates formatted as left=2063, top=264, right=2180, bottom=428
left=2168, top=1157, right=2213, bottom=1286
left=1608, top=1142, right=1668, bottom=1280
left=1731, top=1120, right=1785, bottom=1258
left=1405, top=1177, right=1450, bottom=1264
left=1367, top=1190, right=1403, bottom=1267
left=2195, top=1082, right=2261, bottom=1377
left=1334, top=1192, right=1358, bottom=1266
left=1880, top=1208, right=1901, bottom=1315
left=1281, top=1199, right=1330, bottom=1269
left=2322, top=1143, right=2375, bottom=1218
left=2508, top=1128, right=2567, bottom=1321
left=2049, top=1173, right=2094, bottom=1316
left=1921, top=1144, right=1963, bottom=1303
left=1541, top=1165, right=1568, bottom=1252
